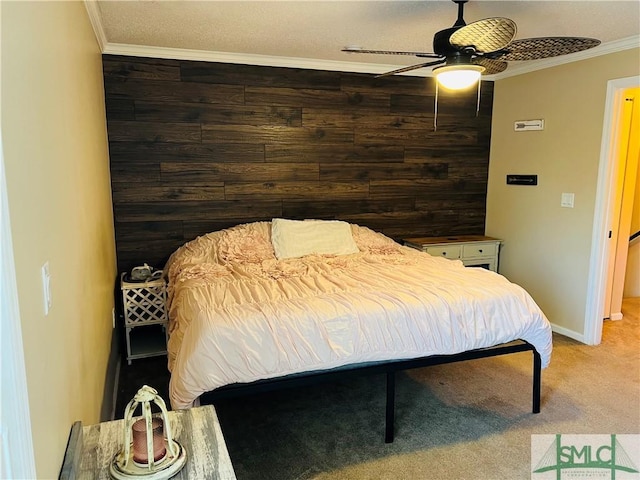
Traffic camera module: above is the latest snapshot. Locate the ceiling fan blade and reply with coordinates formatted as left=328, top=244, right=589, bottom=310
left=473, top=57, right=508, bottom=75
left=375, top=59, right=446, bottom=78
left=492, top=37, right=601, bottom=61
left=342, top=47, right=441, bottom=59
left=450, top=17, right=517, bottom=54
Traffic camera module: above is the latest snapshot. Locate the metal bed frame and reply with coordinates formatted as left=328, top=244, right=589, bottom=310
left=201, top=340, right=542, bottom=443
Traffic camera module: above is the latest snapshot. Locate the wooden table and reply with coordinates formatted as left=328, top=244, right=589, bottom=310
left=60, top=405, right=237, bottom=479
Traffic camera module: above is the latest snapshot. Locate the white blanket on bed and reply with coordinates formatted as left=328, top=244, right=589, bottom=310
left=164, top=222, right=552, bottom=409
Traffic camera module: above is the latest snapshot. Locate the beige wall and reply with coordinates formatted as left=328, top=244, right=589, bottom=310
left=2, top=2, right=116, bottom=477
left=487, top=48, right=640, bottom=336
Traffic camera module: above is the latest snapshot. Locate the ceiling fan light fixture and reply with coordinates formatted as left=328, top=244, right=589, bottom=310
left=433, top=64, right=485, bottom=90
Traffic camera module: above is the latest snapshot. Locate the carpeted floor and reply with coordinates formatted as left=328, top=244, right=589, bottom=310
left=116, top=297, right=640, bottom=480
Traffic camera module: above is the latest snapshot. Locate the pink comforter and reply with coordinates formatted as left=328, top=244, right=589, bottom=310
left=164, top=222, right=552, bottom=409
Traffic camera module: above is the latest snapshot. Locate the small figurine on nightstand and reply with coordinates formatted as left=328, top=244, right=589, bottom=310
left=128, top=264, right=162, bottom=283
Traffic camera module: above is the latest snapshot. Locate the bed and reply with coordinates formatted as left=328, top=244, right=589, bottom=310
left=163, top=219, right=552, bottom=441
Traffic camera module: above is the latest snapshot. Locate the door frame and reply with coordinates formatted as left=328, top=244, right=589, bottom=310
left=0, top=132, right=37, bottom=477
left=584, top=75, right=640, bottom=345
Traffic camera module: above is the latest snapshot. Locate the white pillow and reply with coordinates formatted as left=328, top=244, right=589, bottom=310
left=271, top=218, right=359, bottom=260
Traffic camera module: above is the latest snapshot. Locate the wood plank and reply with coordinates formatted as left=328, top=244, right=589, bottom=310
left=265, top=145, right=404, bottom=163
left=245, top=86, right=390, bottom=110
left=180, top=61, right=342, bottom=90
left=302, top=109, right=433, bottom=129
left=109, top=142, right=265, bottom=163
left=319, top=162, right=447, bottom=181
left=103, top=55, right=180, bottom=68
left=115, top=221, right=184, bottom=242
left=370, top=178, right=487, bottom=196
left=355, top=128, right=477, bottom=146
left=107, top=121, right=201, bottom=143
left=103, top=60, right=181, bottom=81
left=105, top=78, right=244, bottom=104
left=224, top=181, right=369, bottom=199
left=160, top=163, right=319, bottom=183
left=447, top=164, right=490, bottom=183
left=340, top=211, right=460, bottom=231
left=115, top=200, right=282, bottom=222
left=106, top=99, right=135, bottom=121
left=340, top=72, right=437, bottom=95
left=201, top=125, right=353, bottom=145
left=112, top=185, right=225, bottom=203
left=415, top=193, right=487, bottom=211
left=405, top=146, right=489, bottom=162
left=282, top=197, right=414, bottom=218
left=135, top=101, right=302, bottom=127
left=110, top=162, right=161, bottom=183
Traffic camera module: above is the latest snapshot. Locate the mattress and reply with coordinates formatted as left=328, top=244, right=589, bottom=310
left=164, top=221, right=552, bottom=409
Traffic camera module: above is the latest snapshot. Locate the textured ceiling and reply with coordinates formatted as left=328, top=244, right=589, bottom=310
left=94, top=1, right=640, bottom=77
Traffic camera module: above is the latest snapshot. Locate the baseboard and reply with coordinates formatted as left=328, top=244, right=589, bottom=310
left=100, top=328, right=121, bottom=422
left=550, top=323, right=585, bottom=343
left=609, top=312, right=623, bottom=321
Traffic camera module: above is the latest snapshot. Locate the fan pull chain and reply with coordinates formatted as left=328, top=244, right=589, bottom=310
left=476, top=78, right=482, bottom=117
left=434, top=81, right=439, bottom=131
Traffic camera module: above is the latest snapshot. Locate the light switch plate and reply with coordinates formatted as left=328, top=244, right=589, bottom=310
left=42, top=262, right=52, bottom=315
left=561, top=193, right=575, bottom=208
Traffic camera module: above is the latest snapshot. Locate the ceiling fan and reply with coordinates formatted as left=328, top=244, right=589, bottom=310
left=342, top=0, right=601, bottom=89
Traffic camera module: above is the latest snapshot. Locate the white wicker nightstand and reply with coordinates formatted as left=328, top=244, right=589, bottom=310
left=120, top=273, right=169, bottom=365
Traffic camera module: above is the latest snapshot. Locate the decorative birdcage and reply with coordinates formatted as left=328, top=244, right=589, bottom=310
left=110, top=386, right=186, bottom=479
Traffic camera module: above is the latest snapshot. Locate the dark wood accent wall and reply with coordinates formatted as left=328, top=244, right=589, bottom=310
left=104, top=55, right=493, bottom=272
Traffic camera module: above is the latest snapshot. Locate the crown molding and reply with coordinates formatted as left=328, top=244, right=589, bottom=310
left=84, top=0, right=107, bottom=51
left=101, top=35, right=639, bottom=80
left=102, top=43, right=426, bottom=77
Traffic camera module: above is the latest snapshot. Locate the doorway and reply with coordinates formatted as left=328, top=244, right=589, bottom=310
left=585, top=76, right=640, bottom=345
left=603, top=87, right=640, bottom=321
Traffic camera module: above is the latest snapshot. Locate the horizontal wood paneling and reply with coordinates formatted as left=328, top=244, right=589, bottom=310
left=179, top=61, right=342, bottom=90
left=109, top=142, right=265, bottom=163
left=224, top=181, right=370, bottom=199
left=201, top=125, right=354, bottom=145
left=105, top=56, right=494, bottom=271
left=160, top=162, right=319, bottom=183
left=105, top=78, right=244, bottom=105
left=265, top=145, right=405, bottom=163
left=112, top=185, right=225, bottom=203
left=108, top=121, right=201, bottom=143
left=135, top=101, right=302, bottom=127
